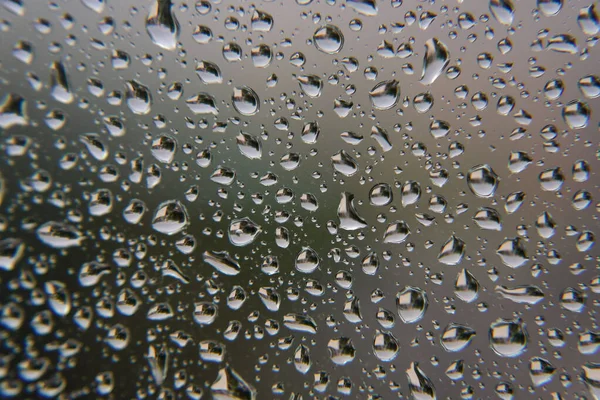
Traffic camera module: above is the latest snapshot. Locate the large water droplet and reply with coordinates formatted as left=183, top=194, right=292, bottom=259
left=203, top=250, right=241, bottom=276
left=373, top=331, right=399, bottom=361
left=228, top=218, right=261, bottom=247
left=337, top=192, right=367, bottom=230
left=489, top=318, right=528, bottom=357
left=467, top=164, right=499, bottom=198
left=232, top=86, right=259, bottom=116
left=146, top=0, right=180, bottom=50
left=441, top=323, right=476, bottom=352
left=295, top=247, right=320, bottom=273
left=438, top=235, right=466, bottom=265
left=313, top=24, right=344, bottom=54
left=36, top=222, right=84, bottom=248
left=125, top=80, right=152, bottom=115
left=396, top=286, right=428, bottom=323
left=490, top=0, right=515, bottom=25
left=562, top=100, right=590, bottom=129
left=151, top=200, right=189, bottom=235
left=369, top=80, right=400, bottom=110
left=406, top=362, right=436, bottom=400
left=210, top=366, right=256, bottom=400
left=331, top=150, right=359, bottom=176
left=420, top=38, right=450, bottom=85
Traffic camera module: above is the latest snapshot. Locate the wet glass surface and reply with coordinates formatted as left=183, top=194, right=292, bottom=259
left=0, top=0, right=599, bottom=398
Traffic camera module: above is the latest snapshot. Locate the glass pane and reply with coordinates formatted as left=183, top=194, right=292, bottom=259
left=0, top=0, right=598, bottom=398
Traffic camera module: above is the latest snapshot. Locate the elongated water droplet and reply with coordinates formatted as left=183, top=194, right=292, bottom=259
left=200, top=251, right=237, bottom=278
left=496, top=285, right=544, bottom=305
left=337, top=192, right=367, bottom=230
left=454, top=269, right=479, bottom=303
left=284, top=313, right=317, bottom=334
left=420, top=38, right=450, bottom=85
left=490, top=0, right=515, bottom=25
left=406, top=362, right=436, bottom=400
left=49, top=61, right=73, bottom=104
left=125, top=80, right=152, bottom=115
left=37, top=222, right=83, bottom=248
left=146, top=0, right=180, bottom=50
left=210, top=366, right=256, bottom=400
left=441, top=323, right=476, bottom=352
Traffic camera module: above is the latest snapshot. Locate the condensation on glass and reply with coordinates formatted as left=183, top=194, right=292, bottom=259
left=0, top=0, right=598, bottom=398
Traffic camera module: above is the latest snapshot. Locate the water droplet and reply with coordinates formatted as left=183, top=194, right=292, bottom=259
left=562, top=100, right=590, bottom=129
left=489, top=318, right=528, bottom=357
left=337, top=192, right=367, bottom=230
left=489, top=0, right=515, bottom=25
left=467, top=164, right=499, bottom=198
left=296, top=74, right=323, bottom=98
left=125, top=80, right=152, bottom=115
left=560, top=287, right=586, bottom=312
left=369, top=183, right=393, bottom=206
left=146, top=0, right=180, bottom=50
left=228, top=218, right=261, bottom=246
left=313, top=24, right=344, bottom=54
left=473, top=207, right=502, bottom=231
left=396, top=286, right=428, bottom=323
left=284, top=313, right=317, bottom=334
left=438, top=235, right=466, bottom=265
left=496, top=285, right=544, bottom=305
left=441, top=323, right=476, bottom=352
left=529, top=357, right=556, bottom=387
left=251, top=9, right=273, bottom=31
left=232, top=86, right=259, bottom=116
left=295, top=247, right=320, bottom=273
left=195, top=61, right=222, bottom=84
left=420, top=38, right=450, bottom=85
left=373, top=331, right=399, bottom=361
left=210, top=366, right=256, bottom=400
left=539, top=167, right=564, bottom=191
left=37, top=222, right=83, bottom=248
left=496, top=237, right=528, bottom=268
left=294, top=344, right=311, bottom=374
left=328, top=337, right=356, bottom=365
left=49, top=61, right=73, bottom=104
left=369, top=80, right=400, bottom=110
left=331, top=151, right=359, bottom=176
left=347, top=0, right=378, bottom=16
left=203, top=250, right=241, bottom=276
left=383, top=221, right=410, bottom=243
left=152, top=200, right=189, bottom=235
left=406, top=362, right=436, bottom=400
left=455, top=268, right=479, bottom=302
